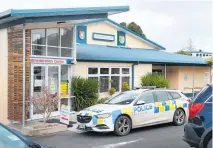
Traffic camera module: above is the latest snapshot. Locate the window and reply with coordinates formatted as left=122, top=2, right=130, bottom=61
left=196, top=54, right=198, bottom=56
left=100, top=76, right=109, bottom=92
left=88, top=68, right=98, bottom=75
left=152, top=69, right=163, bottom=75
left=155, top=91, right=171, bottom=102
left=122, top=68, right=129, bottom=74
left=100, top=68, right=109, bottom=74
left=111, top=76, right=120, bottom=91
left=31, top=27, right=73, bottom=57
left=169, top=92, right=181, bottom=99
left=88, top=67, right=131, bottom=93
left=137, top=92, right=155, bottom=104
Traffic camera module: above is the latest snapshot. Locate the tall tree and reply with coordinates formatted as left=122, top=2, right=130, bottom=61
left=120, top=21, right=146, bottom=38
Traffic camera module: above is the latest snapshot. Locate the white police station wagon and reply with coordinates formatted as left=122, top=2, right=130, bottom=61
left=77, top=89, right=189, bottom=136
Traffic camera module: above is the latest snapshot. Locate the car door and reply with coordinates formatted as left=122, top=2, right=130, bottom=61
left=132, top=91, right=156, bottom=127
left=154, top=91, right=174, bottom=122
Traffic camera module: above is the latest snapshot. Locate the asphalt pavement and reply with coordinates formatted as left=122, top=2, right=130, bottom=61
left=32, top=123, right=190, bottom=148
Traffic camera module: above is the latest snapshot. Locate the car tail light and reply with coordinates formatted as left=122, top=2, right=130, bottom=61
left=189, top=103, right=204, bottom=119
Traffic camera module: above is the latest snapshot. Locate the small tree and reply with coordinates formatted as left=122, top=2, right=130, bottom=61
left=141, top=73, right=169, bottom=88
left=31, top=86, right=59, bottom=124
left=108, top=88, right=116, bottom=96
left=122, top=82, right=130, bottom=92
left=176, top=50, right=191, bottom=56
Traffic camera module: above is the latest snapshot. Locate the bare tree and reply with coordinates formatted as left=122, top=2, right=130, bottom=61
left=186, top=38, right=195, bottom=51
left=31, top=86, right=59, bottom=124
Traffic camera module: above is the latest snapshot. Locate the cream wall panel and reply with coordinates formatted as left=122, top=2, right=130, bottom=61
left=86, top=22, right=157, bottom=49
left=0, top=28, right=9, bottom=124
left=87, top=22, right=117, bottom=46
left=126, top=34, right=155, bottom=49
left=178, top=66, right=210, bottom=92
left=134, top=64, right=152, bottom=87
left=167, top=66, right=180, bottom=90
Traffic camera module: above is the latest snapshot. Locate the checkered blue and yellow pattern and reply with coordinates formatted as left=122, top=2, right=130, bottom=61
left=154, top=99, right=188, bottom=113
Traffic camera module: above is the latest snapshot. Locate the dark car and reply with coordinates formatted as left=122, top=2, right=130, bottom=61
left=0, top=122, right=49, bottom=148
left=183, top=84, right=212, bottom=148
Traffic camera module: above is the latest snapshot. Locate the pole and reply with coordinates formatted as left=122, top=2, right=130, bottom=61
left=192, top=65, right=195, bottom=98
left=164, top=64, right=167, bottom=79
left=73, top=25, right=77, bottom=64
left=22, top=24, right=26, bottom=127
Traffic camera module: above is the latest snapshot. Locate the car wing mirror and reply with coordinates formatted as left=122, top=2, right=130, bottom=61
left=136, top=100, right=145, bottom=105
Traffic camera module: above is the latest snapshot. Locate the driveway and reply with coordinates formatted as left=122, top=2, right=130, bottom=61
left=32, top=123, right=190, bottom=148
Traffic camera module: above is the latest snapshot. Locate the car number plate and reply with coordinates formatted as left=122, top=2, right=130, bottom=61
left=79, top=124, right=86, bottom=129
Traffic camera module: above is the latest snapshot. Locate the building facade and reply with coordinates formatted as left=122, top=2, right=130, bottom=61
left=188, top=50, right=212, bottom=59
left=0, top=6, right=210, bottom=125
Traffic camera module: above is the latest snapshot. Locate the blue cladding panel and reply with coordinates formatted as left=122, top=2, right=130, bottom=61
left=117, top=31, right=126, bottom=46
left=76, top=44, right=208, bottom=65
left=76, top=26, right=87, bottom=44
left=112, top=110, right=122, bottom=124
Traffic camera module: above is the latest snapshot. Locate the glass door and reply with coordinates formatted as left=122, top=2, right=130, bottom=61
left=30, top=64, right=60, bottom=120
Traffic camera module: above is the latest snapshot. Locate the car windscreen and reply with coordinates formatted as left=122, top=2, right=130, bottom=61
left=106, top=92, right=140, bottom=105
left=0, top=124, right=28, bottom=148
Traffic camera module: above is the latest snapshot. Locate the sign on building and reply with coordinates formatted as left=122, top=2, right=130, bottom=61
left=93, top=33, right=115, bottom=42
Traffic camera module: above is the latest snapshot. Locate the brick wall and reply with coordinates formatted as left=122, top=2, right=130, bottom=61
left=8, top=28, right=31, bottom=121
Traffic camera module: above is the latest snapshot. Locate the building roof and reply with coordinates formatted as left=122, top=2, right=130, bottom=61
left=187, top=50, right=212, bottom=54
left=0, top=6, right=129, bottom=29
left=77, top=18, right=166, bottom=50
left=77, top=44, right=208, bottom=65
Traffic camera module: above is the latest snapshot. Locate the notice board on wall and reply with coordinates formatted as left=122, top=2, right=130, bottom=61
left=60, top=80, right=69, bottom=97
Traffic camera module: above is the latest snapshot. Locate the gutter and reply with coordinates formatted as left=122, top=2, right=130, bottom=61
left=132, top=62, right=139, bottom=90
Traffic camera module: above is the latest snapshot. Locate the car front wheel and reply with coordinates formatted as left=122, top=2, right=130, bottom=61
left=173, top=109, right=186, bottom=126
left=114, top=115, right=131, bottom=136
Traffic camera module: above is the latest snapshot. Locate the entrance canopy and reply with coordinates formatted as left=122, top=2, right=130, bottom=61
left=77, top=44, right=208, bottom=66
left=0, top=6, right=129, bottom=29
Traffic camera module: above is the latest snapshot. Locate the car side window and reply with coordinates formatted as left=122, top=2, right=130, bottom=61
left=169, top=92, right=181, bottom=99
left=136, top=92, right=155, bottom=104
left=155, top=91, right=171, bottom=102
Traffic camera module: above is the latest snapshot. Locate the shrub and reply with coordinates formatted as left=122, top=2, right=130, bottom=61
left=122, top=82, right=130, bottom=92
left=141, top=73, right=169, bottom=88
left=108, top=87, right=116, bottom=96
left=97, top=97, right=109, bottom=104
left=72, top=77, right=99, bottom=111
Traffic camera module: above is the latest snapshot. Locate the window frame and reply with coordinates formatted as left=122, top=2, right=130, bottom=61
left=31, top=27, right=74, bottom=58
left=87, top=67, right=131, bottom=93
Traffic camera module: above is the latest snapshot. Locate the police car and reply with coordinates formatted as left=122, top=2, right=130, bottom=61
left=77, top=89, right=189, bottom=136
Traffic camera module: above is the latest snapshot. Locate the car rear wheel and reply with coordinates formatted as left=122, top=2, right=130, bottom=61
left=173, top=109, right=186, bottom=126
left=114, top=115, right=131, bottom=136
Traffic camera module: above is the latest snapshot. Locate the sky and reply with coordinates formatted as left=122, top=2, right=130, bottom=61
left=0, top=0, right=212, bottom=52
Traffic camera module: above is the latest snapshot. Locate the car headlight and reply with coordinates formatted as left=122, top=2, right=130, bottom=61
left=95, top=113, right=111, bottom=119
